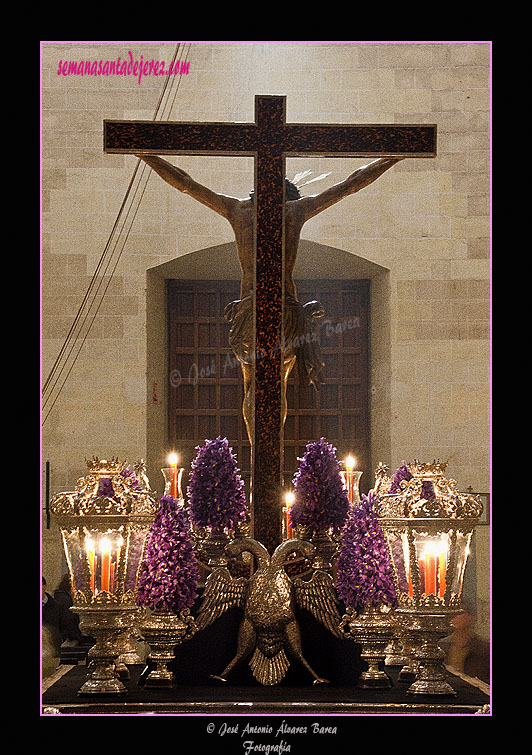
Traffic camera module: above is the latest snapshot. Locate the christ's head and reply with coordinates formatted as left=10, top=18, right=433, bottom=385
left=249, top=178, right=302, bottom=203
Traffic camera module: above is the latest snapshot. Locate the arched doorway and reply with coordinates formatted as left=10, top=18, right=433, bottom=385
left=145, top=240, right=391, bottom=497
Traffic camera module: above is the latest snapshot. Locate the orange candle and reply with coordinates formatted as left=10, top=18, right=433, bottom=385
left=285, top=492, right=294, bottom=539
left=168, top=453, right=179, bottom=498
left=345, top=456, right=355, bottom=504
left=100, top=537, right=111, bottom=592
left=439, top=551, right=447, bottom=598
left=425, top=552, right=437, bottom=596
left=418, top=557, right=426, bottom=595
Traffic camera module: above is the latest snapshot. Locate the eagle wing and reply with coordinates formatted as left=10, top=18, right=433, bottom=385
left=293, top=570, right=344, bottom=640
left=195, top=566, right=248, bottom=632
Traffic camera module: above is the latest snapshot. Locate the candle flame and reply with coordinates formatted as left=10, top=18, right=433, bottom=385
left=168, top=452, right=179, bottom=467
left=345, top=455, right=355, bottom=470
left=285, top=492, right=294, bottom=505
left=100, top=537, right=112, bottom=553
left=421, top=539, right=448, bottom=557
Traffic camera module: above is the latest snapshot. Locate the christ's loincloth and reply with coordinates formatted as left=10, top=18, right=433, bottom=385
left=224, top=293, right=325, bottom=389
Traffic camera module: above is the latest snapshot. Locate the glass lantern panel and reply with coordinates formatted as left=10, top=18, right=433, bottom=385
left=413, top=532, right=451, bottom=598
left=82, top=526, right=125, bottom=596
left=123, top=524, right=153, bottom=592
left=450, top=530, right=473, bottom=599
left=387, top=531, right=409, bottom=595
left=61, top=527, right=86, bottom=593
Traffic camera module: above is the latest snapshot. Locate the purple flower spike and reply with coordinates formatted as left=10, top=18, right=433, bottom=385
left=336, top=491, right=397, bottom=611
left=97, top=465, right=143, bottom=499
left=289, top=438, right=350, bottom=532
left=187, top=437, right=248, bottom=532
left=387, top=462, right=413, bottom=494
left=136, top=495, right=199, bottom=612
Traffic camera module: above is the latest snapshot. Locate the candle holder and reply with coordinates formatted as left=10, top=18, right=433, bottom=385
left=50, top=457, right=159, bottom=695
left=340, top=605, right=394, bottom=689
left=161, top=464, right=184, bottom=502
left=194, top=527, right=231, bottom=568
left=374, top=460, right=483, bottom=696
left=282, top=492, right=295, bottom=539
left=341, top=465, right=362, bottom=507
left=293, top=525, right=339, bottom=574
left=140, top=608, right=196, bottom=688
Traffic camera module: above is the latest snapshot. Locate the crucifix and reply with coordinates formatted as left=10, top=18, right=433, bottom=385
left=104, top=95, right=436, bottom=555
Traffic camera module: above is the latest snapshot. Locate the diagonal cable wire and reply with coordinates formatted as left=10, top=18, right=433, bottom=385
left=42, top=43, right=184, bottom=403
left=42, top=42, right=191, bottom=425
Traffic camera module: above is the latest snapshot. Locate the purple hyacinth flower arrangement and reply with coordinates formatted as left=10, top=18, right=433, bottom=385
left=289, top=438, right=350, bottom=533
left=187, top=437, right=248, bottom=532
left=336, top=491, right=397, bottom=612
left=388, top=462, right=435, bottom=500
left=387, top=462, right=413, bottom=494
left=97, top=465, right=143, bottom=500
left=421, top=480, right=436, bottom=499
left=136, top=495, right=199, bottom=613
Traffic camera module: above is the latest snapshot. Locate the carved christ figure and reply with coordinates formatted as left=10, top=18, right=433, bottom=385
left=138, top=154, right=403, bottom=441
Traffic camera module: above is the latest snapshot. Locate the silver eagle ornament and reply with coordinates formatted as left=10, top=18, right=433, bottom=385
left=195, top=537, right=344, bottom=686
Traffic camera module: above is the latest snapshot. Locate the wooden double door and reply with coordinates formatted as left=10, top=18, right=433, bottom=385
left=167, top=279, right=370, bottom=496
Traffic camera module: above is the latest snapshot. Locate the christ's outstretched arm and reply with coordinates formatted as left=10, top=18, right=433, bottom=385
left=137, top=154, right=240, bottom=220
left=294, top=157, right=404, bottom=223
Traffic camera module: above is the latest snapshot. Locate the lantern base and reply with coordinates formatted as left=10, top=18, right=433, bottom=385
left=384, top=637, right=409, bottom=667
left=75, top=604, right=136, bottom=696
left=407, top=676, right=457, bottom=697
left=401, top=610, right=459, bottom=697
left=78, top=668, right=127, bottom=696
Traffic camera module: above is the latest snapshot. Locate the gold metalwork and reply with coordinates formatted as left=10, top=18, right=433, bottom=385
left=374, top=460, right=483, bottom=697
left=140, top=609, right=196, bottom=688
left=293, top=525, right=339, bottom=573
left=193, top=528, right=231, bottom=568
left=384, top=612, right=410, bottom=668
left=341, top=605, right=394, bottom=689
left=74, top=604, right=139, bottom=695
left=50, top=457, right=159, bottom=694
left=195, top=537, right=344, bottom=685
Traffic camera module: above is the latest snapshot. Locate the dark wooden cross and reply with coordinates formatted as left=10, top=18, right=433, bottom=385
left=104, top=95, right=436, bottom=555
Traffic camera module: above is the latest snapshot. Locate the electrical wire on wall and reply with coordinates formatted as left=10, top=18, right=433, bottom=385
left=42, top=42, right=191, bottom=426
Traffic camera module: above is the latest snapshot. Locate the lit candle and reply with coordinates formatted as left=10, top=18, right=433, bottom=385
left=425, top=551, right=437, bottom=596
left=168, top=453, right=179, bottom=498
left=439, top=550, right=447, bottom=598
left=417, top=556, right=426, bottom=595
left=100, top=537, right=111, bottom=593
left=86, top=537, right=95, bottom=593
left=285, top=492, right=294, bottom=539
left=345, top=455, right=356, bottom=504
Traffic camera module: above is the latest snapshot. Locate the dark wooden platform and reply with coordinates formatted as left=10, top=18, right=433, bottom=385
left=42, top=661, right=489, bottom=717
